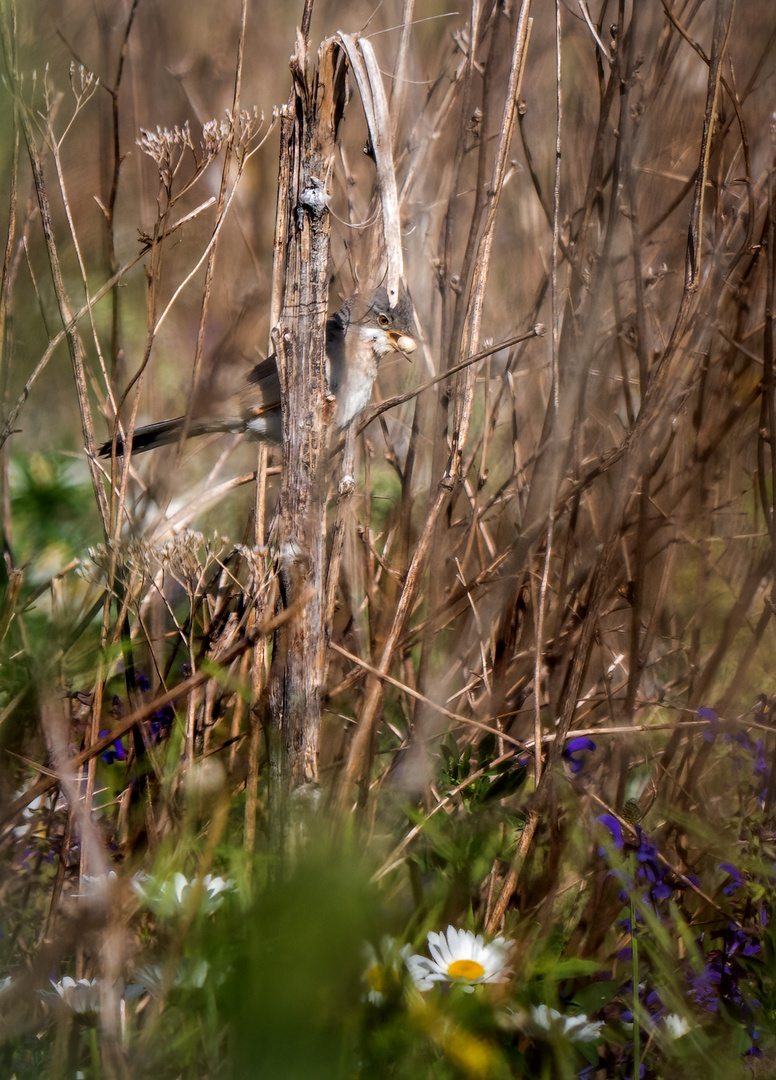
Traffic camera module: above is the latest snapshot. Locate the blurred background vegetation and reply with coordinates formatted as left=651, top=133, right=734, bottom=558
left=3, top=0, right=776, bottom=1077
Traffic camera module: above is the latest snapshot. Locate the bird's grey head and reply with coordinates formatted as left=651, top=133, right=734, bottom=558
left=330, top=284, right=416, bottom=361
left=365, top=285, right=415, bottom=339
left=358, top=285, right=416, bottom=360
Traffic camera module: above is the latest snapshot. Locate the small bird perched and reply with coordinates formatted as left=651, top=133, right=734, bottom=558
left=98, top=286, right=416, bottom=457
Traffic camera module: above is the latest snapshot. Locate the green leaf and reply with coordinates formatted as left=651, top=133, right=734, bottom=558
left=571, top=980, right=620, bottom=1014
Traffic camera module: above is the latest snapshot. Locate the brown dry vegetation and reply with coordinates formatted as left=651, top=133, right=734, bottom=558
left=2, top=0, right=776, bottom=1074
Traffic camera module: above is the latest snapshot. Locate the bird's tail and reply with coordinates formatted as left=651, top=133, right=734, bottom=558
left=98, top=417, right=235, bottom=457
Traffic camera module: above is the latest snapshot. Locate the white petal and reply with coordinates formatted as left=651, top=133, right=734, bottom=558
left=173, top=873, right=189, bottom=905
left=427, top=931, right=451, bottom=970
left=405, top=954, right=439, bottom=991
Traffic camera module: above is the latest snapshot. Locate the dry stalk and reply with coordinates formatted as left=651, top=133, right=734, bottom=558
left=266, top=32, right=347, bottom=797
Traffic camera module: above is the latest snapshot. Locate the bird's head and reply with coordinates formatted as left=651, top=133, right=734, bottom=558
left=353, top=285, right=417, bottom=359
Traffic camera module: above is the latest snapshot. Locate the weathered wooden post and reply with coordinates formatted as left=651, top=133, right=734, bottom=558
left=267, top=27, right=347, bottom=798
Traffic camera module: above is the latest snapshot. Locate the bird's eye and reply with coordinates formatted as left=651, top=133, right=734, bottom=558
left=377, top=313, right=390, bottom=328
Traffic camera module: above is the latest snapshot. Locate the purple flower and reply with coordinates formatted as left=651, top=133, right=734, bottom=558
left=597, top=814, right=624, bottom=850
left=99, top=731, right=128, bottom=765
left=647, top=877, right=673, bottom=902
left=719, top=862, right=744, bottom=897
left=645, top=989, right=664, bottom=1019
left=745, top=1026, right=762, bottom=1057
left=150, top=705, right=175, bottom=741
left=597, top=818, right=676, bottom=912
left=699, top=707, right=719, bottom=743
left=563, top=736, right=596, bottom=774
left=634, top=829, right=654, bottom=858
left=728, top=926, right=760, bottom=958
left=689, top=932, right=755, bottom=1016
left=754, top=740, right=769, bottom=804
left=690, top=962, right=721, bottom=1012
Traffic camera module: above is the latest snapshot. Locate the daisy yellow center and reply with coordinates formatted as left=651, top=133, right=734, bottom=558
left=367, top=965, right=385, bottom=993
left=448, top=959, right=485, bottom=981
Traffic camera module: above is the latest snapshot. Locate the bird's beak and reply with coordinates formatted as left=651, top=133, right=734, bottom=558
left=388, top=330, right=416, bottom=359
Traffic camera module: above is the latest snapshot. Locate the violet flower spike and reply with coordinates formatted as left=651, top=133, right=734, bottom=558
left=563, top=736, right=596, bottom=774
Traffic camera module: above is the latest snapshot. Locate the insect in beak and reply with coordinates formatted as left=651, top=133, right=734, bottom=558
left=388, top=331, right=416, bottom=358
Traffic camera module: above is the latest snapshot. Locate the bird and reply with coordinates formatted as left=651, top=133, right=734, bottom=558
left=98, top=286, right=416, bottom=457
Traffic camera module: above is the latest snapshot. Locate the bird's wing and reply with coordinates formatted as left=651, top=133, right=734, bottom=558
left=244, top=355, right=281, bottom=415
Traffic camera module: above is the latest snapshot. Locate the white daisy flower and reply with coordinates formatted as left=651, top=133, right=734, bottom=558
left=406, top=926, right=513, bottom=993
left=50, top=976, right=101, bottom=1016
left=506, top=1004, right=602, bottom=1043
left=198, top=874, right=235, bottom=911
left=129, top=959, right=209, bottom=998
left=662, top=1013, right=691, bottom=1040
left=362, top=937, right=412, bottom=1004
left=75, top=870, right=119, bottom=900
left=131, top=871, right=234, bottom=915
